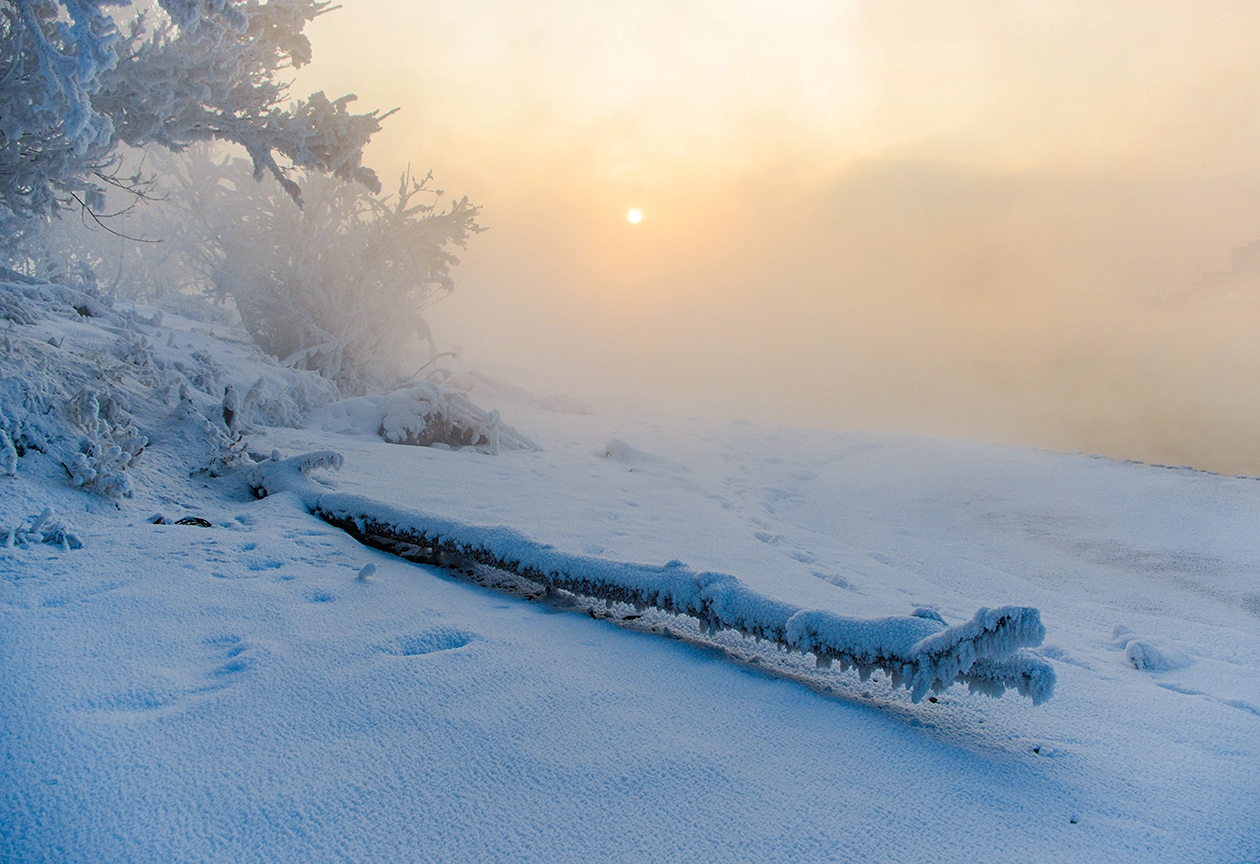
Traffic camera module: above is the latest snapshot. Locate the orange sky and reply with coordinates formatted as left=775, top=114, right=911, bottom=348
left=294, top=1, right=1260, bottom=472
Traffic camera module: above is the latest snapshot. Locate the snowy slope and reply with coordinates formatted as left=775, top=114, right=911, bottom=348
left=2, top=294, right=1258, bottom=862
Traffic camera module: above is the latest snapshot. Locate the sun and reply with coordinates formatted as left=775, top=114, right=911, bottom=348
left=627, top=208, right=643, bottom=224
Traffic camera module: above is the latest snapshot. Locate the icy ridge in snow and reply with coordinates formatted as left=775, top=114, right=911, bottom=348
left=249, top=452, right=1055, bottom=704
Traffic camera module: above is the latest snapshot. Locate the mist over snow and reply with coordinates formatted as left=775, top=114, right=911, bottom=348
left=298, top=0, right=1260, bottom=474
left=3, top=1, right=1260, bottom=862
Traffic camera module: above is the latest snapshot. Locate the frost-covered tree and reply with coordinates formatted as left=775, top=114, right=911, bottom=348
left=0, top=0, right=119, bottom=225
left=6, top=145, right=213, bottom=302
left=161, top=151, right=483, bottom=393
left=0, top=0, right=389, bottom=237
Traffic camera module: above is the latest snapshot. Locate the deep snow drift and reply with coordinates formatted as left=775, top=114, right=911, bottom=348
left=2, top=284, right=1258, bottom=863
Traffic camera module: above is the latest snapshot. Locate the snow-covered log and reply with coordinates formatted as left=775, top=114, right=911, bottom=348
left=249, top=452, right=1056, bottom=704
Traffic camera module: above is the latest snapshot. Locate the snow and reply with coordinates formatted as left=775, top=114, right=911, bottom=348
left=2, top=292, right=1259, bottom=862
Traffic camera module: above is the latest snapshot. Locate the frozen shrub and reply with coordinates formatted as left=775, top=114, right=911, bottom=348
left=0, top=281, right=44, bottom=326
left=181, top=351, right=225, bottom=395
left=240, top=372, right=339, bottom=429
left=222, top=386, right=241, bottom=434
left=173, top=392, right=250, bottom=477
left=4, top=507, right=82, bottom=551
left=160, top=153, right=482, bottom=394
left=246, top=449, right=343, bottom=499
left=1, top=279, right=112, bottom=322
left=378, top=381, right=538, bottom=453
left=0, top=427, right=17, bottom=475
left=65, top=389, right=147, bottom=498
left=0, top=358, right=73, bottom=463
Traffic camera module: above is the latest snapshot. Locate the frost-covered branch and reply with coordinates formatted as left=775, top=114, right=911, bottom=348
left=249, top=452, right=1056, bottom=704
left=0, top=0, right=388, bottom=237
left=96, top=2, right=392, bottom=201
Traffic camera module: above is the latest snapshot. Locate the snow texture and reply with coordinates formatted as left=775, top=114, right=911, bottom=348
left=4, top=286, right=1259, bottom=863
left=250, top=452, right=1054, bottom=703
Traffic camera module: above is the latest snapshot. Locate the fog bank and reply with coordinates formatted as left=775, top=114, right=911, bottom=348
left=297, top=1, right=1260, bottom=473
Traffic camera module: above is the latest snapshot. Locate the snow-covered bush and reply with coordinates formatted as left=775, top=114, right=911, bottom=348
left=3, top=507, right=82, bottom=551
left=0, top=280, right=43, bottom=325
left=246, top=448, right=343, bottom=499
left=64, top=388, right=147, bottom=498
left=310, top=378, right=538, bottom=453
left=0, top=0, right=388, bottom=237
left=0, top=276, right=111, bottom=322
left=0, top=320, right=151, bottom=498
left=173, top=390, right=250, bottom=477
left=0, top=262, right=366, bottom=503
left=0, top=326, right=83, bottom=460
left=378, top=381, right=537, bottom=453
left=159, top=153, right=482, bottom=393
left=239, top=372, right=338, bottom=428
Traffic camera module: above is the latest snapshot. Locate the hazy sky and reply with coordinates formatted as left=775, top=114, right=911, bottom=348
left=296, top=1, right=1260, bottom=472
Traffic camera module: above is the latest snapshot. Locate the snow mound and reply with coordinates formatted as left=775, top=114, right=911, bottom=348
left=1125, top=641, right=1180, bottom=672
left=1111, top=626, right=1192, bottom=672
left=1122, top=638, right=1190, bottom=672
left=313, top=380, right=539, bottom=453
left=250, top=452, right=1055, bottom=704
left=246, top=450, right=344, bottom=499
left=599, top=439, right=691, bottom=476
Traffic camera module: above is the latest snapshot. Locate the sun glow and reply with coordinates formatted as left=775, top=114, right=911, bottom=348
left=627, top=208, right=643, bottom=224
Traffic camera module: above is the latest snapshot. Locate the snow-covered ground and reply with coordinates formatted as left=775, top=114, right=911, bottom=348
left=2, top=292, right=1259, bottom=862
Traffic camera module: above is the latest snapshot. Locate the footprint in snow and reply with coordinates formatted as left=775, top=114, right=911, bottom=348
left=89, top=683, right=180, bottom=714
left=810, top=570, right=854, bottom=590
left=384, top=627, right=478, bottom=657
left=90, top=635, right=254, bottom=716
left=203, top=634, right=256, bottom=679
